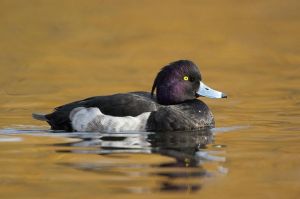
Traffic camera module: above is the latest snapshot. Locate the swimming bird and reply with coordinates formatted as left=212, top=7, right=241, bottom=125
left=32, top=60, right=227, bottom=132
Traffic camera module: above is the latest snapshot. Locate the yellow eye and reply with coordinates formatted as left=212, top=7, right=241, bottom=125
left=183, top=76, right=189, bottom=81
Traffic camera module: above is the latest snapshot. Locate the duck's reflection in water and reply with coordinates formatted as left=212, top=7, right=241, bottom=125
left=55, top=129, right=227, bottom=193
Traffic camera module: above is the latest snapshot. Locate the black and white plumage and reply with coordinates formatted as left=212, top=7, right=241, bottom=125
left=32, top=60, right=226, bottom=132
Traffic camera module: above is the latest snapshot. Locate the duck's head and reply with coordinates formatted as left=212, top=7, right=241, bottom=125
left=151, top=60, right=227, bottom=105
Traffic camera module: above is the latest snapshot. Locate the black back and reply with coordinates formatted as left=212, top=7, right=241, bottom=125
left=46, top=92, right=158, bottom=131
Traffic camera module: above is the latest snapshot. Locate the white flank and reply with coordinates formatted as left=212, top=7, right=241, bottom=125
left=70, top=107, right=150, bottom=133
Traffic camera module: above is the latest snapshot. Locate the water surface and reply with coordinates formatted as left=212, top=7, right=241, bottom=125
left=0, top=0, right=299, bottom=198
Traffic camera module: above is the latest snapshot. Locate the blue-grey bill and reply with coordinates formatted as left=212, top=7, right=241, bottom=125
left=197, top=81, right=227, bottom=98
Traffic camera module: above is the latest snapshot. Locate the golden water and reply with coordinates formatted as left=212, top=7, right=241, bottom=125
left=0, top=0, right=299, bottom=198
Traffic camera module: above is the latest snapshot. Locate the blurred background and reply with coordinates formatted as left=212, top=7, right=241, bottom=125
left=0, top=0, right=299, bottom=198
left=0, top=0, right=298, bottom=127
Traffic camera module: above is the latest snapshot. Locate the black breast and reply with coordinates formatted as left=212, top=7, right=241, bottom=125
left=146, top=99, right=215, bottom=132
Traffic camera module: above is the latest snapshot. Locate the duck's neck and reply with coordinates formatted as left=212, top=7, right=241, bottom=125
left=156, top=83, right=184, bottom=105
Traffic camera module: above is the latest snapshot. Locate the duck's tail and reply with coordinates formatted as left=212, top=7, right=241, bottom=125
left=32, top=113, right=48, bottom=121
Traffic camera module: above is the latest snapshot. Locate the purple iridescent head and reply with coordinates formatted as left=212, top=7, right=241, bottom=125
left=151, top=60, right=227, bottom=105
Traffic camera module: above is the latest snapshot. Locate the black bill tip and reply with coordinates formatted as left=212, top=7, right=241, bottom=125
left=221, top=93, right=228, bottom=98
